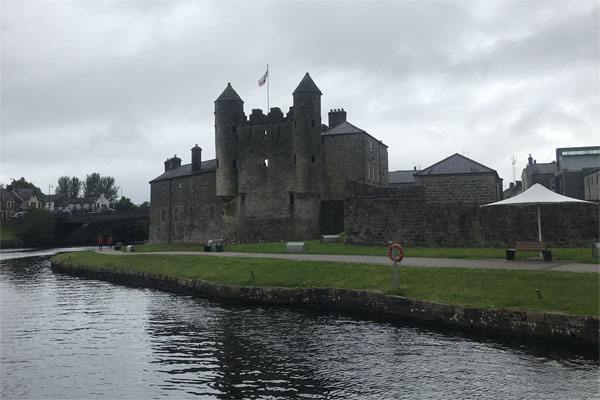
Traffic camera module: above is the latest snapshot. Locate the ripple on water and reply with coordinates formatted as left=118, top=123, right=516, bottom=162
left=1, top=252, right=598, bottom=399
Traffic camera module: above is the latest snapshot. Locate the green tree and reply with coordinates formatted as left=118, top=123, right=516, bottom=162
left=83, top=173, right=119, bottom=201
left=139, top=201, right=150, bottom=211
left=114, top=196, right=138, bottom=211
left=56, top=176, right=70, bottom=196
left=57, top=176, right=82, bottom=198
left=15, top=208, right=55, bottom=246
left=68, top=177, right=82, bottom=198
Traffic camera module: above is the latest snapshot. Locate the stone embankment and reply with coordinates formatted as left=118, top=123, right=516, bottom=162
left=51, top=260, right=599, bottom=350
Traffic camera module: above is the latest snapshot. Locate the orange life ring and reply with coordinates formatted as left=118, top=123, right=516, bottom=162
left=388, top=244, right=404, bottom=263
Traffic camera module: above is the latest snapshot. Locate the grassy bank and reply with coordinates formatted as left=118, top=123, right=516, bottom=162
left=133, top=240, right=599, bottom=264
left=54, top=251, right=599, bottom=317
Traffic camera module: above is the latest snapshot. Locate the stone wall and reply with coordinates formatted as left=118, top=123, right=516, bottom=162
left=150, top=168, right=321, bottom=244
left=150, top=171, right=224, bottom=244
left=51, top=260, right=599, bottom=350
left=415, top=173, right=501, bottom=204
left=344, top=182, right=599, bottom=247
left=322, top=133, right=388, bottom=200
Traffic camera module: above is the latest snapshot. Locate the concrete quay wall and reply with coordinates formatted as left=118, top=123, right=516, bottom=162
left=51, top=260, right=599, bottom=350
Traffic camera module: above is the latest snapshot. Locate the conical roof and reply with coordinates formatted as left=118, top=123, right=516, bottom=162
left=216, top=83, right=243, bottom=102
left=293, top=72, right=322, bottom=95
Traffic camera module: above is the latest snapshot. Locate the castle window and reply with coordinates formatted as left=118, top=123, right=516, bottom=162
left=177, top=182, right=182, bottom=190
left=162, top=184, right=166, bottom=192
left=293, top=154, right=297, bottom=164
left=202, top=178, right=207, bottom=186
left=370, top=141, right=372, bottom=151
left=263, top=158, right=270, bottom=167
left=264, top=129, right=268, bottom=136
left=289, top=192, right=294, bottom=204
left=209, top=207, right=215, bottom=219
left=232, top=125, right=236, bottom=133
left=311, top=155, right=315, bottom=164
left=216, top=160, right=219, bottom=168
left=241, top=195, right=246, bottom=205
left=233, top=159, right=237, bottom=168
left=311, top=119, right=315, bottom=127
left=161, top=210, right=165, bottom=222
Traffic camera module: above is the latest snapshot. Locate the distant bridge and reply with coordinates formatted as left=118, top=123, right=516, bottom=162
left=57, top=210, right=150, bottom=224
left=56, top=210, right=150, bottom=244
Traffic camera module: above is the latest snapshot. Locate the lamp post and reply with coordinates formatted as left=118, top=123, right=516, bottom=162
left=48, top=184, right=53, bottom=212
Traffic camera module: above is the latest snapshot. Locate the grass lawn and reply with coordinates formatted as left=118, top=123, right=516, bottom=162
left=54, top=251, right=599, bottom=317
left=133, top=238, right=599, bottom=264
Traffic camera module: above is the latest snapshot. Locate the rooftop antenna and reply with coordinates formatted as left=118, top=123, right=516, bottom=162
left=511, top=154, right=517, bottom=182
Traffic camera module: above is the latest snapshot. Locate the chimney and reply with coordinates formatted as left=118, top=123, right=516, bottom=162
left=191, top=144, right=202, bottom=172
left=328, top=108, right=347, bottom=129
left=510, top=182, right=515, bottom=189
left=164, top=155, right=182, bottom=172
left=528, top=154, right=533, bottom=166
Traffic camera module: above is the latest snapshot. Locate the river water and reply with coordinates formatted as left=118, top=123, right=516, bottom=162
left=1, top=248, right=598, bottom=399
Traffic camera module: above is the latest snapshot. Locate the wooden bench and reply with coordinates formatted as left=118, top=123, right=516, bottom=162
left=204, top=239, right=224, bottom=253
left=506, top=241, right=552, bottom=261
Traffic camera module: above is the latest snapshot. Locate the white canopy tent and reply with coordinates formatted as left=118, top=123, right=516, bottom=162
left=481, top=183, right=595, bottom=242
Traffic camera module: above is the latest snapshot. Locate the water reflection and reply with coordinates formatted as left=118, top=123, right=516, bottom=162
left=1, top=249, right=598, bottom=399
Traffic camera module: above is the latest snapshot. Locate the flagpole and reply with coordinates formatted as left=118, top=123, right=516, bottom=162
left=266, top=64, right=270, bottom=112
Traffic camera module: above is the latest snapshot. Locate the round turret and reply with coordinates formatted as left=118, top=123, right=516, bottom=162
left=292, top=73, right=322, bottom=194
left=215, top=83, right=244, bottom=197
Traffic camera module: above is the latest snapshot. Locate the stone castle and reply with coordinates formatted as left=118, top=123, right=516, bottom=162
left=149, top=73, right=388, bottom=244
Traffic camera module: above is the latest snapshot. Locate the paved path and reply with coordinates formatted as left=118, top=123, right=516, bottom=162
left=96, top=249, right=599, bottom=274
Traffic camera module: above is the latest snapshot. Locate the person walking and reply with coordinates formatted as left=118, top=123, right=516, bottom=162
left=98, top=235, right=103, bottom=251
left=108, top=236, right=113, bottom=250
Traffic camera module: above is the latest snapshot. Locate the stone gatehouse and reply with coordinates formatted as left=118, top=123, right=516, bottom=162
left=149, top=73, right=388, bottom=244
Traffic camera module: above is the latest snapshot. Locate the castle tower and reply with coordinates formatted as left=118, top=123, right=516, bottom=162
left=292, top=72, right=322, bottom=194
left=215, top=83, right=244, bottom=197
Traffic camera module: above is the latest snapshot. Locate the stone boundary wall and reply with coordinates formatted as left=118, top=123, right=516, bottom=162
left=344, top=182, right=600, bottom=247
left=51, top=260, right=599, bottom=350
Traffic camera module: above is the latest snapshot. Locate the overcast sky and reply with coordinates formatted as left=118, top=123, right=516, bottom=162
left=1, top=0, right=598, bottom=203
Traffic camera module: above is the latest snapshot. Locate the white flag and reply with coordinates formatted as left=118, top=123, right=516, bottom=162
left=258, top=69, right=268, bottom=87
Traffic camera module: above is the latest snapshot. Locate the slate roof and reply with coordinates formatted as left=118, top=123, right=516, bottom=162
left=292, top=73, right=322, bottom=95
left=70, top=197, right=102, bottom=204
left=46, top=194, right=71, bottom=207
left=15, top=188, right=36, bottom=200
left=416, top=153, right=497, bottom=176
left=150, top=159, right=217, bottom=183
left=389, top=170, right=419, bottom=184
left=322, top=121, right=366, bottom=136
left=525, top=162, right=556, bottom=175
left=216, top=83, right=243, bottom=102
left=321, top=121, right=389, bottom=148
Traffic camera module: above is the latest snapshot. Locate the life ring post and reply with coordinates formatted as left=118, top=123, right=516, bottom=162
left=388, top=243, right=404, bottom=290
